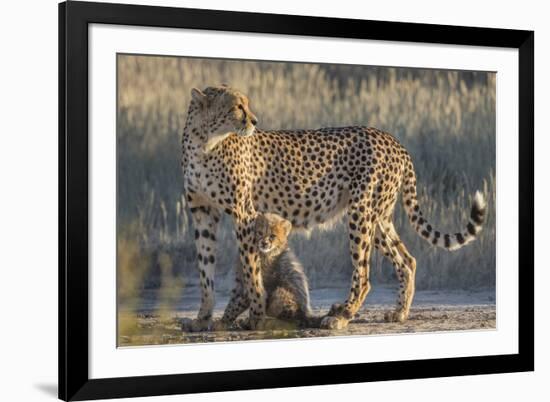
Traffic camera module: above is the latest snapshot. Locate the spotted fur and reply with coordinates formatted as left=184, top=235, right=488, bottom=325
left=181, top=85, right=487, bottom=331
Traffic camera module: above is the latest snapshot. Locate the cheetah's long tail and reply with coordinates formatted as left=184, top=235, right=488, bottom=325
left=401, top=155, right=487, bottom=251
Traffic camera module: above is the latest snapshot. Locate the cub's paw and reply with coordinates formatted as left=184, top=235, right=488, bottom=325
left=384, top=310, right=408, bottom=323
left=247, top=317, right=267, bottom=331
left=320, top=315, right=349, bottom=330
left=254, top=317, right=297, bottom=331
left=210, top=319, right=230, bottom=332
left=180, top=317, right=213, bottom=332
left=236, top=318, right=252, bottom=330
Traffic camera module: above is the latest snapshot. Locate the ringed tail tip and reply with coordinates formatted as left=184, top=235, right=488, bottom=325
left=473, top=191, right=487, bottom=213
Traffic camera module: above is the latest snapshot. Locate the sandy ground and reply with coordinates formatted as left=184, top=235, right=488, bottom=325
left=118, top=286, right=495, bottom=346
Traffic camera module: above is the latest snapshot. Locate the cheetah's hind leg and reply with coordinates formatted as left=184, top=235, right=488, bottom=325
left=320, top=200, right=375, bottom=330
left=377, top=221, right=417, bottom=323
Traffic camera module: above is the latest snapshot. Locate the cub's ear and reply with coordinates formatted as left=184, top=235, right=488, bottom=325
left=254, top=213, right=266, bottom=232
left=280, top=219, right=292, bottom=237
left=191, top=88, right=206, bottom=107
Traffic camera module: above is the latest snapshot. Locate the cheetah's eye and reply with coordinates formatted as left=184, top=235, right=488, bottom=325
left=269, top=235, right=276, bottom=240
left=230, top=104, right=244, bottom=115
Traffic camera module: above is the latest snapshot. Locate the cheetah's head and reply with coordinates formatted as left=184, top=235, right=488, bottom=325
left=190, top=85, right=258, bottom=152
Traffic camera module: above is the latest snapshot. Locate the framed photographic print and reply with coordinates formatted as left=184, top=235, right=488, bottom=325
left=59, top=1, right=534, bottom=400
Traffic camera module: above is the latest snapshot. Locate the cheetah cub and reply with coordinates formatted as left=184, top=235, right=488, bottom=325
left=253, top=213, right=319, bottom=326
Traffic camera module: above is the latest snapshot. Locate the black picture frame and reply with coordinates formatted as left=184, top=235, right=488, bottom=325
left=59, top=1, right=534, bottom=400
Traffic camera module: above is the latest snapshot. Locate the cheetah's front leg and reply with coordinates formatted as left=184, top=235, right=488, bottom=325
left=215, top=260, right=250, bottom=330
left=235, top=216, right=267, bottom=330
left=181, top=204, right=220, bottom=332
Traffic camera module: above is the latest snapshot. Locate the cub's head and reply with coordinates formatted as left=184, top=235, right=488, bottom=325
left=254, top=213, right=292, bottom=256
left=190, top=86, right=258, bottom=151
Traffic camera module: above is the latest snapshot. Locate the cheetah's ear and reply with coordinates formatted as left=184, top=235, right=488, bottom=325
left=280, top=219, right=292, bottom=237
left=191, top=88, right=207, bottom=107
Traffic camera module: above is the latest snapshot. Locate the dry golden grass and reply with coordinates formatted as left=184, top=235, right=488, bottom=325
left=117, top=225, right=185, bottom=343
left=117, top=227, right=148, bottom=340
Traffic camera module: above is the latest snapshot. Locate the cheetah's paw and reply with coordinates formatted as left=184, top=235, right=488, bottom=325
left=384, top=310, right=408, bottom=323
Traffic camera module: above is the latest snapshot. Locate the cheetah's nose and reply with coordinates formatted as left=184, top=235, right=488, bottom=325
left=250, top=116, right=258, bottom=126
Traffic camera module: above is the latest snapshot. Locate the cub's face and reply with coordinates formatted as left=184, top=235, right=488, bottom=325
left=254, top=213, right=292, bottom=255
left=191, top=85, right=258, bottom=138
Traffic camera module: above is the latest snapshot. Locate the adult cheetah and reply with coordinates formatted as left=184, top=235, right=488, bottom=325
left=181, top=85, right=486, bottom=331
